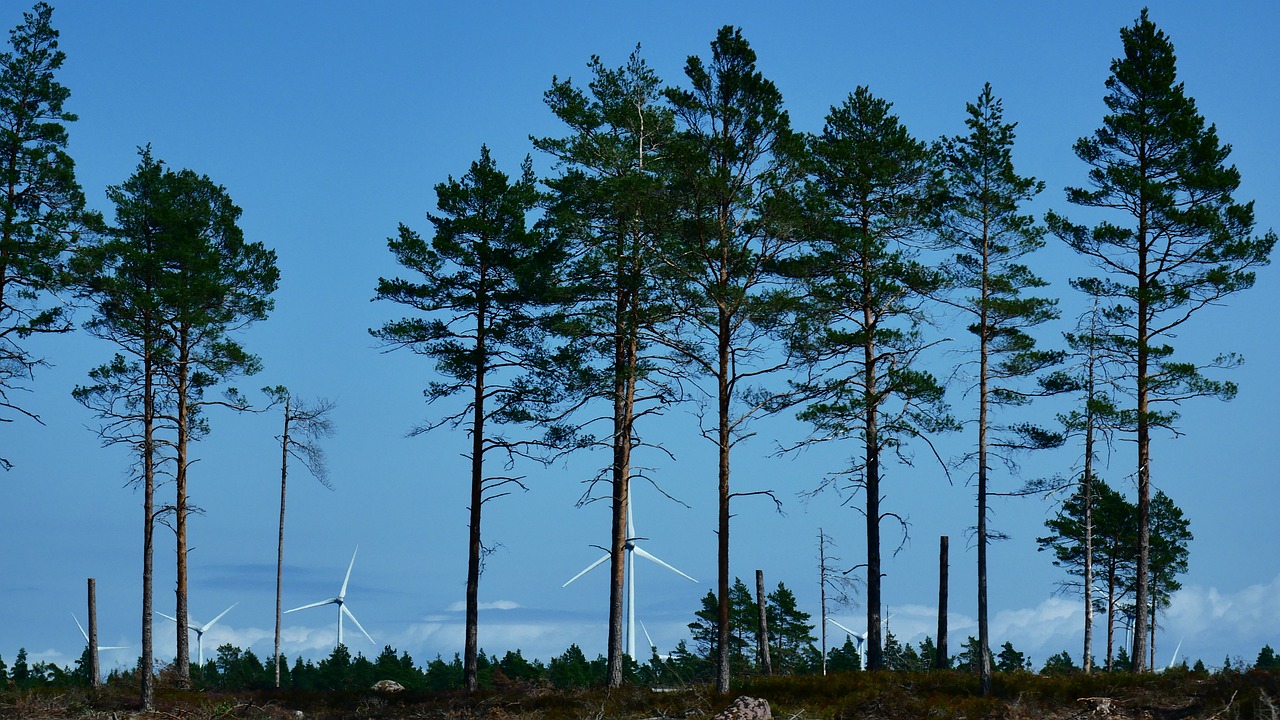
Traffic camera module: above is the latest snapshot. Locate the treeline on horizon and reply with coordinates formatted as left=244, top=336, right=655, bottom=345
left=2, top=1, right=1276, bottom=707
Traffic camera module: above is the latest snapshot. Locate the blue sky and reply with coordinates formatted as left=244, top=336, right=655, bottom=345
left=2, top=1, right=1278, bottom=673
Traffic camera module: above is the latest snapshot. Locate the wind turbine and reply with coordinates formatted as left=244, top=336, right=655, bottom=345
left=827, top=612, right=892, bottom=671
left=826, top=618, right=868, bottom=670
left=563, top=498, right=697, bottom=659
left=72, top=614, right=128, bottom=651
left=158, top=602, right=237, bottom=666
left=285, top=547, right=374, bottom=648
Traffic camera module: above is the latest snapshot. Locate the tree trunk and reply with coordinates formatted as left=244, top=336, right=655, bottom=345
left=818, top=530, right=828, bottom=676
left=175, top=337, right=191, bottom=686
left=141, top=337, right=156, bottom=711
left=864, top=294, right=883, bottom=672
left=937, top=536, right=948, bottom=670
left=756, top=570, right=772, bottom=675
left=87, top=578, right=100, bottom=688
left=275, top=397, right=291, bottom=688
left=977, top=236, right=993, bottom=696
left=464, top=304, right=487, bottom=694
left=715, top=306, right=732, bottom=694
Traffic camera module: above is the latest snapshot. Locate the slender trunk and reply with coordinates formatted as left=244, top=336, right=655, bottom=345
left=937, top=535, right=949, bottom=670
left=863, top=269, right=883, bottom=672
left=275, top=397, right=291, bottom=688
left=756, top=570, right=772, bottom=675
left=141, top=334, right=156, bottom=710
left=1132, top=165, right=1151, bottom=673
left=818, top=530, right=827, bottom=676
left=1106, top=558, right=1117, bottom=671
left=715, top=304, right=732, bottom=693
left=977, top=224, right=993, bottom=695
left=88, top=578, right=101, bottom=688
left=464, top=295, right=487, bottom=694
left=175, top=335, right=190, bottom=685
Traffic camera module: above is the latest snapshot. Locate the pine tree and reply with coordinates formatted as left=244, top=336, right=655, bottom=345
left=661, top=26, right=801, bottom=693
left=0, top=2, right=86, bottom=448
left=372, top=147, right=564, bottom=692
left=534, top=46, right=677, bottom=688
left=938, top=83, right=1063, bottom=693
left=1047, top=9, right=1275, bottom=669
left=785, top=86, right=952, bottom=671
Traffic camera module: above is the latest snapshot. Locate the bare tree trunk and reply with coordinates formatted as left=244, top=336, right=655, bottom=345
left=715, top=310, right=732, bottom=694
left=87, top=578, right=101, bottom=688
left=1132, top=219, right=1151, bottom=672
left=464, top=309, right=487, bottom=694
left=818, top=530, right=828, bottom=676
left=141, top=340, right=156, bottom=711
left=756, top=570, right=772, bottom=675
left=937, top=536, right=948, bottom=670
left=274, top=396, right=291, bottom=688
left=174, top=338, right=191, bottom=686
left=863, top=297, right=883, bottom=672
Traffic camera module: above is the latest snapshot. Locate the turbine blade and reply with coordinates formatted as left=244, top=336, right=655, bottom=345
left=72, top=614, right=89, bottom=642
left=156, top=612, right=179, bottom=623
left=340, top=547, right=358, bottom=598
left=1168, top=637, right=1184, bottom=670
left=639, top=619, right=656, bottom=651
left=342, top=604, right=375, bottom=645
left=99, top=645, right=128, bottom=651
left=202, top=602, right=238, bottom=632
left=826, top=617, right=856, bottom=636
left=631, top=546, right=697, bottom=583
left=562, top=553, right=610, bottom=587
left=285, top=598, right=338, bottom=613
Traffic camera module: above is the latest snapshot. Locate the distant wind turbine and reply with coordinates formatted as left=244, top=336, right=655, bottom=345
left=827, top=612, right=892, bottom=671
left=158, top=602, right=237, bottom=666
left=72, top=614, right=128, bottom=651
left=563, top=498, right=697, bottom=659
left=285, top=547, right=374, bottom=648
left=826, top=618, right=868, bottom=670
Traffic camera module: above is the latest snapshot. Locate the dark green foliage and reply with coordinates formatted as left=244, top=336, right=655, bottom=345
left=784, top=84, right=952, bottom=673
left=1047, top=8, right=1275, bottom=669
left=0, top=2, right=86, bottom=444
left=938, top=83, right=1063, bottom=694
left=995, top=642, right=1030, bottom=672
left=766, top=582, right=817, bottom=675
left=373, top=146, right=564, bottom=692
left=533, top=46, right=678, bottom=688
left=1257, top=646, right=1280, bottom=670
left=687, top=578, right=817, bottom=677
left=826, top=636, right=862, bottom=673
left=661, top=25, right=802, bottom=693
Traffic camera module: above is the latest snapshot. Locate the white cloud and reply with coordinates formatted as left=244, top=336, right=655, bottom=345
left=444, top=599, right=521, bottom=612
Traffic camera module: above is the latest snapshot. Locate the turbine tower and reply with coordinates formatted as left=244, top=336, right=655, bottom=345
left=826, top=618, right=869, bottom=670
left=563, top=498, right=696, bottom=659
left=285, top=547, right=374, bottom=648
left=158, top=602, right=237, bottom=666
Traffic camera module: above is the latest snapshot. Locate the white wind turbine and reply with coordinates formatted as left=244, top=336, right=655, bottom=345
left=826, top=618, right=869, bottom=670
left=827, top=612, right=892, bottom=671
left=158, top=602, right=237, bottom=666
left=563, top=498, right=697, bottom=659
left=72, top=614, right=129, bottom=652
left=285, top=547, right=374, bottom=648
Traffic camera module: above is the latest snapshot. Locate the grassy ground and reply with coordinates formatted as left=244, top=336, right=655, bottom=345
left=3, top=669, right=1279, bottom=720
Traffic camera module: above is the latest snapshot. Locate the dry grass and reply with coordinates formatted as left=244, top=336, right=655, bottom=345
left=2, top=669, right=1277, bottom=720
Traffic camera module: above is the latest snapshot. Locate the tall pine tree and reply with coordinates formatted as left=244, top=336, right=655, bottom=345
left=1047, top=9, right=1274, bottom=670
left=373, top=147, right=564, bottom=693
left=0, top=2, right=85, bottom=453
left=661, top=26, right=801, bottom=693
left=937, top=84, right=1064, bottom=693
left=786, top=86, right=952, bottom=671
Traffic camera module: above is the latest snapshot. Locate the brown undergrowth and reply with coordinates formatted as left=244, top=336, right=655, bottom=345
left=2, top=669, right=1277, bottom=720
